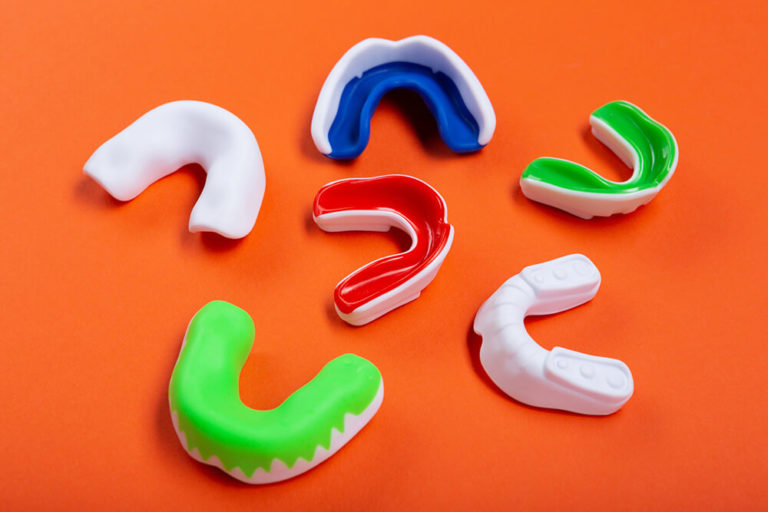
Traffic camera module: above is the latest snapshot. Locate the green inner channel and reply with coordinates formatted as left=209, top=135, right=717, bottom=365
left=169, top=300, right=382, bottom=477
left=521, top=100, right=676, bottom=194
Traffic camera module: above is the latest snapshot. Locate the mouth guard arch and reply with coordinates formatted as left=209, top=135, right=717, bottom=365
left=169, top=301, right=383, bottom=484
left=84, top=100, right=266, bottom=239
left=313, top=175, right=454, bottom=326
left=520, top=100, right=678, bottom=219
left=473, top=254, right=633, bottom=415
left=311, top=35, right=496, bottom=159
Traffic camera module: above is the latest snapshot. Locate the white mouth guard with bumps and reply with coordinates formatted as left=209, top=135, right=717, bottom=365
left=84, top=100, right=266, bottom=239
left=473, top=254, right=633, bottom=415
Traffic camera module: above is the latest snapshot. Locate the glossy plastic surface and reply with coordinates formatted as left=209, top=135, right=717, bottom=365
left=311, top=35, right=495, bottom=158
left=313, top=175, right=454, bottom=326
left=520, top=100, right=678, bottom=218
left=169, top=301, right=383, bottom=484
left=327, top=62, right=480, bottom=158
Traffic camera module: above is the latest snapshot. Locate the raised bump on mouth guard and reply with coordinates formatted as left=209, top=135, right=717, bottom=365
left=311, top=35, right=496, bottom=159
left=520, top=100, right=678, bottom=219
left=473, top=254, right=633, bottom=415
left=84, top=100, right=266, bottom=239
left=313, top=175, right=454, bottom=326
left=169, top=301, right=383, bottom=484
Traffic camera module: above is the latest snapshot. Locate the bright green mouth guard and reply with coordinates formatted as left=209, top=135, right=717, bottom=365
left=168, top=301, right=383, bottom=484
left=520, top=100, right=678, bottom=219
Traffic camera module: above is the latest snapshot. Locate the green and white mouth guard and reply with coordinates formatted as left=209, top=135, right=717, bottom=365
left=520, top=101, right=678, bottom=219
left=169, top=301, right=383, bottom=484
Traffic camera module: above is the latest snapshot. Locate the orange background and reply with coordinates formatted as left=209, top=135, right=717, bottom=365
left=2, top=0, right=767, bottom=510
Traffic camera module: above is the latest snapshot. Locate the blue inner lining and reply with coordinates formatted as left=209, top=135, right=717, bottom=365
left=327, top=62, right=482, bottom=159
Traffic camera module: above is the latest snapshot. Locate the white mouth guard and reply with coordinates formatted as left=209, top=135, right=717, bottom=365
left=84, top=100, right=266, bottom=239
left=473, top=254, right=633, bottom=415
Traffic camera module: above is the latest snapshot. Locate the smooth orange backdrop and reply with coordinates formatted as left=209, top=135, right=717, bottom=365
left=1, top=0, right=767, bottom=510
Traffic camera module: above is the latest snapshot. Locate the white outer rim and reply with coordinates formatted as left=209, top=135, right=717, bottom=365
left=171, top=380, right=383, bottom=484
left=310, top=35, right=495, bottom=155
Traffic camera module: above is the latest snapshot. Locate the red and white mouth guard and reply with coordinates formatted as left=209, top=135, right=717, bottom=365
left=313, top=175, right=454, bottom=326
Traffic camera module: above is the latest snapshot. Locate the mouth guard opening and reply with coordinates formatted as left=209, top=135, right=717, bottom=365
left=473, top=254, right=634, bottom=416
left=520, top=100, right=678, bottom=219
left=313, top=174, right=454, bottom=326
left=311, top=35, right=496, bottom=159
left=169, top=301, right=383, bottom=484
left=84, top=100, right=266, bottom=239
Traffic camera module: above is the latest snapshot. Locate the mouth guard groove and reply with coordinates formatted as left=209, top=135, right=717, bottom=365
left=520, top=100, right=678, bottom=219
left=311, top=35, right=496, bottom=159
left=169, top=301, right=383, bottom=484
left=313, top=175, right=454, bottom=326
left=84, top=100, right=266, bottom=239
left=473, top=254, right=633, bottom=415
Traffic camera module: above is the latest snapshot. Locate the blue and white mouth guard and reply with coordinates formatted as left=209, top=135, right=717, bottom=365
left=311, top=35, right=496, bottom=159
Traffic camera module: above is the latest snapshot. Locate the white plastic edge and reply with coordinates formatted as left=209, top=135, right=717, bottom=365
left=171, top=379, right=383, bottom=484
left=84, top=100, right=266, bottom=239
left=473, top=254, right=634, bottom=415
left=310, top=35, right=496, bottom=154
left=519, top=179, right=660, bottom=219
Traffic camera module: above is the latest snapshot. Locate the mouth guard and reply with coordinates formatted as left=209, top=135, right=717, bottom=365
left=473, top=254, right=633, bottom=415
left=520, top=100, right=678, bottom=219
left=311, top=35, right=496, bottom=159
left=84, top=100, right=266, bottom=239
left=313, top=175, right=454, bottom=326
left=169, top=301, right=383, bottom=484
